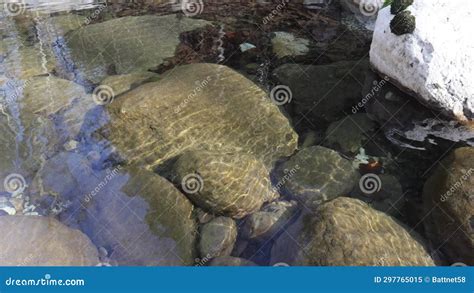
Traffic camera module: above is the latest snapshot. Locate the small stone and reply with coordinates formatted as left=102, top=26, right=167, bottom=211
left=239, top=42, right=256, bottom=52
left=0, top=197, right=16, bottom=215
left=194, top=208, right=215, bottom=224
left=199, top=217, right=237, bottom=258
left=63, top=140, right=79, bottom=151
left=271, top=32, right=310, bottom=59
left=241, top=200, right=298, bottom=240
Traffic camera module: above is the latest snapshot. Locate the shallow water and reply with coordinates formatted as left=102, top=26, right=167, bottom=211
left=0, top=0, right=472, bottom=266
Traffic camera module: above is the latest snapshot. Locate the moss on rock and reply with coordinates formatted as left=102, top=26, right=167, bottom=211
left=390, top=10, right=416, bottom=35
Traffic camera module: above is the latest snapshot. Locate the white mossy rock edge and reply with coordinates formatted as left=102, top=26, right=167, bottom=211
left=370, top=0, right=474, bottom=121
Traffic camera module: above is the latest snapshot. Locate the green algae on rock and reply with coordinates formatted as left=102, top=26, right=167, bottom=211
left=390, top=10, right=416, bottom=35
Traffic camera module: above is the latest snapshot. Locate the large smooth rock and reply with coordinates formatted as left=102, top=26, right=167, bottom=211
left=63, top=15, right=211, bottom=83
left=275, top=146, right=359, bottom=209
left=370, top=0, right=474, bottom=121
left=103, top=63, right=298, bottom=169
left=173, top=150, right=278, bottom=219
left=273, top=60, right=369, bottom=126
left=423, top=147, right=474, bottom=265
left=31, top=152, right=198, bottom=266
left=271, top=197, right=435, bottom=266
left=199, top=217, right=237, bottom=258
left=0, top=216, right=99, bottom=266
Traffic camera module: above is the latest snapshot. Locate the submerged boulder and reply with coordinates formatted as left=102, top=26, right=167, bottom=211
left=370, top=0, right=474, bottom=121
left=198, top=217, right=237, bottom=258
left=31, top=152, right=198, bottom=266
left=173, top=150, right=278, bottom=219
left=423, top=147, right=474, bottom=265
left=273, top=60, right=369, bottom=127
left=0, top=216, right=99, bottom=266
left=103, top=63, right=298, bottom=169
left=63, top=15, right=211, bottom=83
left=271, top=197, right=435, bottom=266
left=275, top=146, right=359, bottom=209
left=324, top=114, right=377, bottom=155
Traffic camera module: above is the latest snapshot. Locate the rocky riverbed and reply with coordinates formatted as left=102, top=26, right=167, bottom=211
left=0, top=0, right=472, bottom=266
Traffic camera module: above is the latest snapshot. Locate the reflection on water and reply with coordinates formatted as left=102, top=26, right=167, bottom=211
left=0, top=0, right=472, bottom=267
left=3, top=0, right=102, bottom=14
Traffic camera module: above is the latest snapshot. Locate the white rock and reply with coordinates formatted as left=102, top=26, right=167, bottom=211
left=370, top=0, right=474, bottom=122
